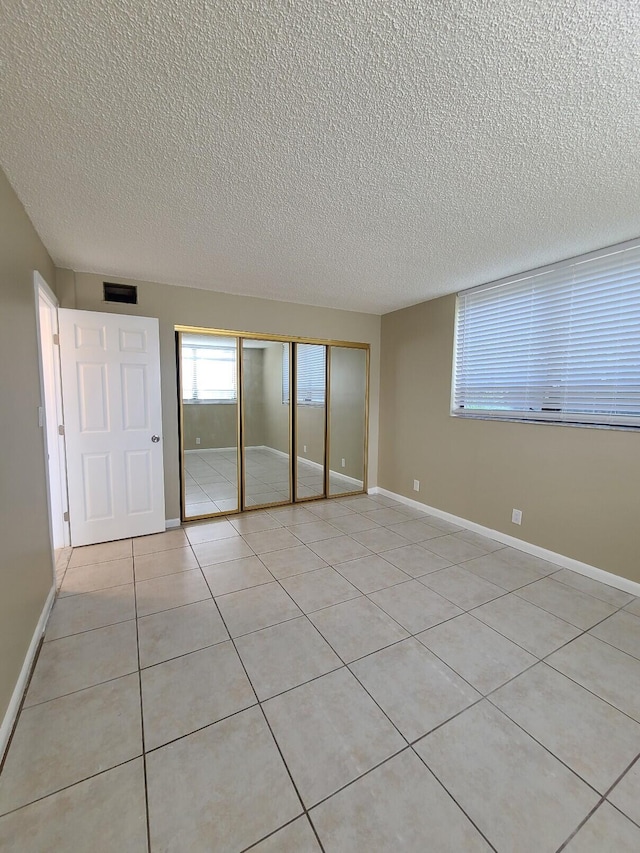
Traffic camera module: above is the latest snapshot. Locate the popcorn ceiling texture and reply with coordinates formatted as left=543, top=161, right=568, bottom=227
left=0, top=0, right=639, bottom=313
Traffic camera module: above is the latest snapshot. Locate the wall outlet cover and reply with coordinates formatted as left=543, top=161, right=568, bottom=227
left=413, top=479, right=420, bottom=491
left=512, top=508, right=523, bottom=525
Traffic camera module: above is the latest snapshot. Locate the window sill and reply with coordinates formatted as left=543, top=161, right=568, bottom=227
left=183, top=399, right=237, bottom=405
left=450, top=412, right=640, bottom=433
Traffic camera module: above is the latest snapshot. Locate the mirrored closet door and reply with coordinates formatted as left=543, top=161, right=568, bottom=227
left=294, top=343, right=327, bottom=500
left=242, top=339, right=292, bottom=509
left=328, top=345, right=368, bottom=496
left=178, top=328, right=369, bottom=521
left=180, top=333, right=240, bottom=520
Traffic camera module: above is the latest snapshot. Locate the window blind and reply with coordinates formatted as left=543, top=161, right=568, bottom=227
left=182, top=345, right=237, bottom=403
left=453, top=242, right=640, bottom=427
left=282, top=343, right=326, bottom=405
left=282, top=343, right=290, bottom=404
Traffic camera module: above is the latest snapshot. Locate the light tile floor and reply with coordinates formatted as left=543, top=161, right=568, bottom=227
left=2, top=494, right=640, bottom=851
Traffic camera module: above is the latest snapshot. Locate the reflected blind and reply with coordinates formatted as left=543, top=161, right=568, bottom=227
left=182, top=346, right=237, bottom=402
left=453, top=243, right=640, bottom=427
left=282, top=343, right=326, bottom=404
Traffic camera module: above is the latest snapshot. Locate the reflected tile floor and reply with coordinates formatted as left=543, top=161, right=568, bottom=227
left=184, top=446, right=361, bottom=515
left=2, top=494, right=640, bottom=851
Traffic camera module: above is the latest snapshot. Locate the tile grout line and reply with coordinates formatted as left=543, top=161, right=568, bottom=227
left=5, top=511, right=638, bottom=842
left=410, top=746, right=499, bottom=852
left=0, top=756, right=145, bottom=821
left=200, top=569, right=327, bottom=853
left=132, top=547, right=153, bottom=853
left=257, top=539, right=640, bottom=848
left=557, top=749, right=640, bottom=850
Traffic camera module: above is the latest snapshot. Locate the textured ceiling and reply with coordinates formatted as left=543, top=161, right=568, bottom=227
left=1, top=0, right=639, bottom=314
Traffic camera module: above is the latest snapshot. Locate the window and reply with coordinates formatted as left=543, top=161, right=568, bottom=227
left=282, top=343, right=326, bottom=405
left=182, top=344, right=237, bottom=403
left=452, top=241, right=640, bottom=427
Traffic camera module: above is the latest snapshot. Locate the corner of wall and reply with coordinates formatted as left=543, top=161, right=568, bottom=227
left=55, top=267, right=77, bottom=308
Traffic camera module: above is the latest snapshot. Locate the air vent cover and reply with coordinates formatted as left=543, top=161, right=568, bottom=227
left=103, top=282, right=137, bottom=304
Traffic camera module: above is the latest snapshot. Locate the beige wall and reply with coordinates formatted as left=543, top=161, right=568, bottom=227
left=242, top=348, right=266, bottom=448
left=0, top=168, right=56, bottom=724
left=262, top=341, right=290, bottom=455
left=379, top=293, right=640, bottom=584
left=65, top=271, right=380, bottom=520
left=296, top=406, right=325, bottom=468
left=182, top=403, right=237, bottom=450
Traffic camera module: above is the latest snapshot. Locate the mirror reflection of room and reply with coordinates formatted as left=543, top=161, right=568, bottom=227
left=242, top=339, right=291, bottom=508
left=181, top=334, right=239, bottom=518
left=329, top=346, right=367, bottom=495
left=294, top=343, right=327, bottom=499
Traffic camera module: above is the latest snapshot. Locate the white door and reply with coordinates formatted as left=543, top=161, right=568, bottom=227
left=59, top=309, right=165, bottom=546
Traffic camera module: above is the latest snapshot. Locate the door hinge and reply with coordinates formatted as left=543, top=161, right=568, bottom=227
left=53, top=333, right=60, bottom=345
left=63, top=511, right=69, bottom=522
left=58, top=424, right=65, bottom=436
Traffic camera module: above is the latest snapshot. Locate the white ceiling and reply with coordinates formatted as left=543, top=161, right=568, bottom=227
left=1, top=1, right=639, bottom=314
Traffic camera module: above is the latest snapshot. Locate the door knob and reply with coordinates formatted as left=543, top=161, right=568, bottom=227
left=151, top=434, right=160, bottom=443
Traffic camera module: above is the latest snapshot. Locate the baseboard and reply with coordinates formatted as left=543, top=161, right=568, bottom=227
left=165, top=518, right=181, bottom=529
left=329, top=470, right=363, bottom=488
left=369, top=487, right=640, bottom=598
left=1, top=584, right=55, bottom=761
left=185, top=446, right=237, bottom=454
left=252, top=445, right=288, bottom=458
left=296, top=454, right=324, bottom=472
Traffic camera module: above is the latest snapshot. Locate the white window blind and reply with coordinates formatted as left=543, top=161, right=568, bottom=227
left=282, top=343, right=290, bottom=404
left=453, top=242, right=640, bottom=427
left=282, top=343, right=326, bottom=405
left=182, top=345, right=237, bottom=403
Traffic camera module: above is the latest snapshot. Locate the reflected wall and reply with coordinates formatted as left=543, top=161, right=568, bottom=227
left=242, top=339, right=291, bottom=508
left=329, top=346, right=367, bottom=495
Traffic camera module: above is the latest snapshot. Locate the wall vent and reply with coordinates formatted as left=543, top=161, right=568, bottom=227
left=103, top=282, right=138, bottom=304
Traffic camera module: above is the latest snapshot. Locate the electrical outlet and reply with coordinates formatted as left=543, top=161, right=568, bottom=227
left=341, top=458, right=346, bottom=467
left=303, top=445, right=307, bottom=453
left=195, top=437, right=201, bottom=445
left=511, top=508, right=522, bottom=525
left=413, top=479, right=420, bottom=492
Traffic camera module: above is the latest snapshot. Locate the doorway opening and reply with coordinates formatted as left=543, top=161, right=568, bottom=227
left=34, top=272, right=70, bottom=575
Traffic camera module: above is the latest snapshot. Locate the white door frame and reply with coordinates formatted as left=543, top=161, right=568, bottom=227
left=34, top=271, right=70, bottom=554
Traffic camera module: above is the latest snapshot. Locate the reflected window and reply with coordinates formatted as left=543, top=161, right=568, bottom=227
left=282, top=343, right=326, bottom=405
left=182, top=338, right=237, bottom=403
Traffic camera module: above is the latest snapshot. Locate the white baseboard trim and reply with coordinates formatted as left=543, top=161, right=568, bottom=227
left=1, top=584, right=55, bottom=761
left=165, top=518, right=181, bottom=529
left=329, top=470, right=363, bottom=488
left=369, top=487, right=640, bottom=598
left=185, top=446, right=237, bottom=454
